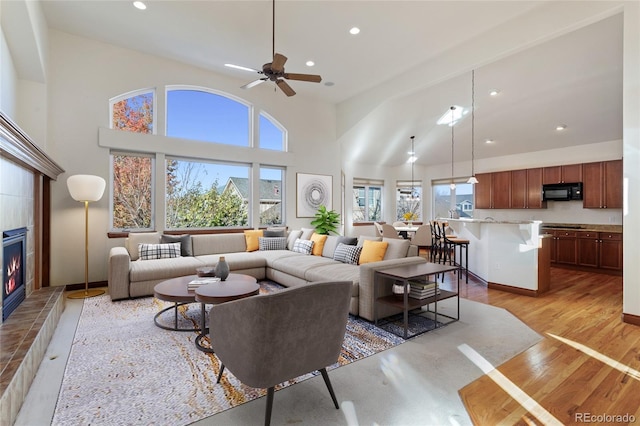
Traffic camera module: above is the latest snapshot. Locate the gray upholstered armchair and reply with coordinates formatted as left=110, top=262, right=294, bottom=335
left=209, top=280, right=352, bottom=426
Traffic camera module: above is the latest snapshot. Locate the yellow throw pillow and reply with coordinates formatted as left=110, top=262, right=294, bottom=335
left=244, top=230, right=264, bottom=252
left=310, top=233, right=328, bottom=256
left=359, top=240, right=389, bottom=264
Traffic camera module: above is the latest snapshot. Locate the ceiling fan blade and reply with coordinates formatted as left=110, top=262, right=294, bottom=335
left=276, top=79, right=296, bottom=97
left=225, top=63, right=260, bottom=73
left=241, top=78, right=267, bottom=90
left=271, top=53, right=287, bottom=73
left=283, top=73, right=322, bottom=83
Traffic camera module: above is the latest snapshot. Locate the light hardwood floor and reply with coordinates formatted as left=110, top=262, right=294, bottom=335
left=451, top=267, right=640, bottom=425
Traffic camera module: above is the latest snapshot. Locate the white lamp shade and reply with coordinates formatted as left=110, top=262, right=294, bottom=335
left=67, top=174, right=106, bottom=202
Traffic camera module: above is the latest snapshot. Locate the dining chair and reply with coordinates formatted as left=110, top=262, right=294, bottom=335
left=380, top=223, right=402, bottom=239
left=409, top=224, right=430, bottom=255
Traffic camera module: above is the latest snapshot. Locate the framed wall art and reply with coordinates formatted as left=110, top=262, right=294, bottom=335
left=296, top=173, right=332, bottom=217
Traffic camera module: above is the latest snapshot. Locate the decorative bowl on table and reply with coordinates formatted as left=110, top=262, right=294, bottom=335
left=196, top=267, right=216, bottom=277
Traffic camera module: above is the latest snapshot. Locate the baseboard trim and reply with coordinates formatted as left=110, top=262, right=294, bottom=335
left=622, top=312, right=640, bottom=326
left=488, top=282, right=538, bottom=297
left=64, top=280, right=108, bottom=292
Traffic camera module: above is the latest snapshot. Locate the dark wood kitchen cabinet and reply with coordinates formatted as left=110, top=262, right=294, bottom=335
left=582, top=159, right=622, bottom=209
left=550, top=230, right=578, bottom=265
left=474, top=172, right=492, bottom=209
left=511, top=168, right=545, bottom=209
left=577, top=231, right=622, bottom=271
left=543, top=164, right=582, bottom=184
left=492, top=171, right=511, bottom=209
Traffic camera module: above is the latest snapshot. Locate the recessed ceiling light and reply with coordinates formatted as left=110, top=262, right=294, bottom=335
left=556, top=124, right=567, bottom=131
left=485, top=139, right=494, bottom=144
left=489, top=90, right=500, bottom=96
left=349, top=27, right=360, bottom=35
left=133, top=1, right=146, bottom=10
left=305, top=60, right=315, bottom=67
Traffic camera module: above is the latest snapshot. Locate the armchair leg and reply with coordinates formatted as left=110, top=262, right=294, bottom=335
left=216, top=364, right=225, bottom=384
left=320, top=368, right=339, bottom=409
left=265, top=386, right=275, bottom=426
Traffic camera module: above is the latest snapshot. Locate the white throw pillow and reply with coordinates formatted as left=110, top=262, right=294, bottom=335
left=291, top=238, right=314, bottom=255
left=138, top=243, right=181, bottom=260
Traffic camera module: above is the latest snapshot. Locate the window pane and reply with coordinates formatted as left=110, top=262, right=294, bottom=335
left=368, top=187, right=382, bottom=221
left=396, top=186, right=421, bottom=221
left=259, top=167, right=284, bottom=225
left=165, top=159, right=249, bottom=228
left=166, top=90, right=249, bottom=146
left=352, top=186, right=365, bottom=222
left=433, top=184, right=452, bottom=220
left=112, top=92, right=153, bottom=133
left=455, top=183, right=475, bottom=218
left=112, top=154, right=153, bottom=230
left=259, top=113, right=285, bottom=151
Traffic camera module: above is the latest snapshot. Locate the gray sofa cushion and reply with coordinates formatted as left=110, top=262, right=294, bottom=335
left=192, top=233, right=247, bottom=256
left=126, top=232, right=161, bottom=260
left=130, top=256, right=204, bottom=282
left=270, top=254, right=335, bottom=279
left=322, top=235, right=358, bottom=258
left=195, top=252, right=266, bottom=270
left=382, top=238, right=410, bottom=259
left=161, top=234, right=193, bottom=256
left=287, top=230, right=303, bottom=250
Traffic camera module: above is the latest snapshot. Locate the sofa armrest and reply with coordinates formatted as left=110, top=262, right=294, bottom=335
left=358, top=256, right=428, bottom=321
left=407, top=244, right=418, bottom=257
left=108, top=246, right=131, bottom=301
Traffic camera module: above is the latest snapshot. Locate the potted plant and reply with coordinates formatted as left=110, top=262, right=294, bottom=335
left=310, top=205, right=341, bottom=235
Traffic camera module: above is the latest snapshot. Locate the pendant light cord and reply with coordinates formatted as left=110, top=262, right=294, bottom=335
left=451, top=106, right=455, bottom=183
left=471, top=70, right=475, bottom=177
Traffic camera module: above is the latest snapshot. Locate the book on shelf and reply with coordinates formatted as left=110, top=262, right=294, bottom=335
left=408, top=280, right=437, bottom=290
left=187, top=277, right=220, bottom=289
left=409, top=289, right=440, bottom=299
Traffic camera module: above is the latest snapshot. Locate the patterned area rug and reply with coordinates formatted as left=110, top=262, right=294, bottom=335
left=52, top=282, right=404, bottom=425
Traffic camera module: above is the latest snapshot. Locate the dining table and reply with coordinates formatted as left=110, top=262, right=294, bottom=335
left=393, top=225, right=419, bottom=239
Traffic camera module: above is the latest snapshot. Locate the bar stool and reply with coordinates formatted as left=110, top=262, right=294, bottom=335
left=444, top=234, right=470, bottom=284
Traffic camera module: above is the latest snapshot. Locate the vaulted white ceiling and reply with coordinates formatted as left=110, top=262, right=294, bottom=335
left=36, top=1, right=624, bottom=168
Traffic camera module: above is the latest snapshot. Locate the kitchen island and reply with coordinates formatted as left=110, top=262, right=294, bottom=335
left=443, top=218, right=550, bottom=295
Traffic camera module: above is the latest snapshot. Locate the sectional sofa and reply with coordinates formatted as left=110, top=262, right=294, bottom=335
left=108, top=230, right=427, bottom=321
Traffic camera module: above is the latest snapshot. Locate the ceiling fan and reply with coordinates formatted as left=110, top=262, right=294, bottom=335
left=224, top=0, right=322, bottom=97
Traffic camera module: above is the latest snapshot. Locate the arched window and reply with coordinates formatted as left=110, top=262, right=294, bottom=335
left=259, top=112, right=286, bottom=151
left=110, top=89, right=155, bottom=134
left=166, top=88, right=250, bottom=146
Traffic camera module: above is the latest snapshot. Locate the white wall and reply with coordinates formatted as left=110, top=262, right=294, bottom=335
left=0, top=26, right=17, bottom=117
left=46, top=30, right=338, bottom=287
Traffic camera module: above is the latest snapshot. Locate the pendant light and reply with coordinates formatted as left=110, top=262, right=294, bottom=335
left=450, top=106, right=456, bottom=190
left=409, top=135, right=419, bottom=201
left=467, top=69, right=479, bottom=184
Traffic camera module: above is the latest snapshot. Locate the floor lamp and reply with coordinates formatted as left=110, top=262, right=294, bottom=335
left=67, top=174, right=106, bottom=299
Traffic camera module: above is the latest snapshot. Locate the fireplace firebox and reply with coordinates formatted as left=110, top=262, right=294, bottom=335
left=3, top=228, right=27, bottom=321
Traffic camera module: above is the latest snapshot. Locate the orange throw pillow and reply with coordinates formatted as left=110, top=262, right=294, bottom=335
left=359, top=240, right=389, bottom=264
left=310, top=233, right=328, bottom=256
left=244, top=230, right=264, bottom=252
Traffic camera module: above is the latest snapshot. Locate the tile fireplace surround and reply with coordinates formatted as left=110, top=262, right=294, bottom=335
left=0, top=112, right=65, bottom=424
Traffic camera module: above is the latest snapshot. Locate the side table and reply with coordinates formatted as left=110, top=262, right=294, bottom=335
left=374, top=262, right=460, bottom=338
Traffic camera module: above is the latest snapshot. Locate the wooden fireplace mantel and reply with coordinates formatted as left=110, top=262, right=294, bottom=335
left=0, top=111, right=64, bottom=290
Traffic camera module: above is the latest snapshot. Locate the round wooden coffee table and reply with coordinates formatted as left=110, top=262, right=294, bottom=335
left=153, top=275, right=200, bottom=332
left=194, top=273, right=259, bottom=353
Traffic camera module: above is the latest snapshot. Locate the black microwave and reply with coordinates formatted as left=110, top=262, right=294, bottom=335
left=542, top=182, right=583, bottom=201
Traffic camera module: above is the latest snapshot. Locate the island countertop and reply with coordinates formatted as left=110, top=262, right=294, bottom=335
left=440, top=218, right=542, bottom=225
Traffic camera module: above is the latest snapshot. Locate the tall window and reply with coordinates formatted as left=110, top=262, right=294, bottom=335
left=108, top=86, right=289, bottom=232
left=110, top=90, right=154, bottom=134
left=396, top=181, right=422, bottom=221
left=165, top=158, right=249, bottom=229
left=259, top=167, right=284, bottom=225
left=259, top=112, right=285, bottom=151
left=166, top=88, right=249, bottom=146
left=432, top=181, right=474, bottom=219
left=353, top=178, right=383, bottom=222
left=111, top=153, right=154, bottom=230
